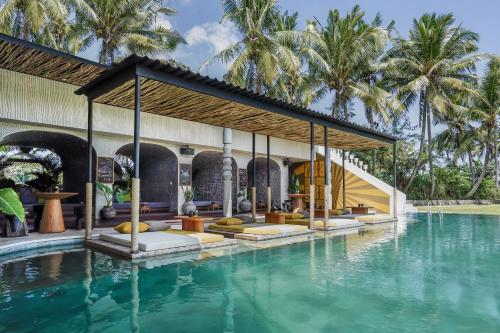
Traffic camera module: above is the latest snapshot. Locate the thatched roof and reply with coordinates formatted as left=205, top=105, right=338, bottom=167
left=0, top=33, right=395, bottom=149
left=76, top=55, right=396, bottom=149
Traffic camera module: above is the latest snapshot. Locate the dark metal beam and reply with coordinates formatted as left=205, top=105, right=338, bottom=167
left=252, top=133, right=256, bottom=187
left=266, top=135, right=270, bottom=187
left=310, top=123, right=314, bottom=184
left=342, top=149, right=346, bottom=210
left=134, top=74, right=141, bottom=178
left=87, top=99, right=93, bottom=182
left=77, top=66, right=136, bottom=100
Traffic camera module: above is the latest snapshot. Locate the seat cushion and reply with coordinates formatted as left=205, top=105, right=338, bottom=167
left=100, top=232, right=200, bottom=251
left=114, top=222, right=150, bottom=234
left=285, top=213, right=304, bottom=219
left=144, top=220, right=171, bottom=232
left=216, top=217, right=243, bottom=225
left=164, top=229, right=224, bottom=244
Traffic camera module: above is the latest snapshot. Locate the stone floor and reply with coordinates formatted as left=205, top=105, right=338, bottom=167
left=0, top=228, right=114, bottom=257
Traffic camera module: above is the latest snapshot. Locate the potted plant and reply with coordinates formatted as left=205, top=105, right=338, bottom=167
left=237, top=187, right=252, bottom=212
left=181, top=185, right=197, bottom=215
left=95, top=181, right=116, bottom=219
left=288, top=173, right=300, bottom=194
left=0, top=188, right=27, bottom=237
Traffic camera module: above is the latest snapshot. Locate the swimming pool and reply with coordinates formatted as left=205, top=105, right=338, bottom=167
left=0, top=213, right=499, bottom=332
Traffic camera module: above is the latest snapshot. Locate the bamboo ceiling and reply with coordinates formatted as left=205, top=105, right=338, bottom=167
left=0, top=34, right=394, bottom=149
left=93, top=77, right=390, bottom=149
left=0, top=33, right=105, bottom=86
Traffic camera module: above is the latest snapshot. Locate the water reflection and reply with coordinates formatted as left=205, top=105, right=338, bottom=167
left=0, top=214, right=499, bottom=332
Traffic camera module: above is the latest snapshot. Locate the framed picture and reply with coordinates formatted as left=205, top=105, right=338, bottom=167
left=179, top=164, right=192, bottom=186
left=239, top=168, right=247, bottom=188
left=97, top=157, right=114, bottom=183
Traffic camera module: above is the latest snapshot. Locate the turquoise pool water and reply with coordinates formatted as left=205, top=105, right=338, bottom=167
left=0, top=213, right=499, bottom=332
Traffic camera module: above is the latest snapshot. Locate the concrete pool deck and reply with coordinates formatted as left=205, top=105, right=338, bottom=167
left=0, top=217, right=393, bottom=261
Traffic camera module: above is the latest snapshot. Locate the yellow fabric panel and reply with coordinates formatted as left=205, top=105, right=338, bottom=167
left=285, top=219, right=337, bottom=227
left=292, top=157, right=390, bottom=213
left=114, top=222, right=150, bottom=234
left=215, top=217, right=244, bottom=225
left=164, top=229, right=224, bottom=244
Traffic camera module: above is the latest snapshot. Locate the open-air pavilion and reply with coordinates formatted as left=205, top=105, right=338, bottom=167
left=74, top=54, right=398, bottom=254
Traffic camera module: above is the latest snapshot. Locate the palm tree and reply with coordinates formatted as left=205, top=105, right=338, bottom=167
left=203, top=0, right=299, bottom=95
left=75, top=0, right=185, bottom=64
left=433, top=99, right=478, bottom=179
left=0, top=0, right=91, bottom=51
left=286, top=5, right=398, bottom=121
left=463, top=56, right=499, bottom=198
left=385, top=13, right=479, bottom=197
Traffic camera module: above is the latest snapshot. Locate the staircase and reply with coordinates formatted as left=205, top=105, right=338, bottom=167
left=317, top=147, right=408, bottom=215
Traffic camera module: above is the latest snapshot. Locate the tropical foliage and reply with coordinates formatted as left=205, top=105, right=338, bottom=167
left=0, top=0, right=498, bottom=200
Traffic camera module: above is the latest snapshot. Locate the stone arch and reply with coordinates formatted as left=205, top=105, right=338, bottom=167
left=247, top=158, right=281, bottom=207
left=192, top=151, right=237, bottom=205
left=115, top=143, right=178, bottom=211
left=0, top=130, right=96, bottom=203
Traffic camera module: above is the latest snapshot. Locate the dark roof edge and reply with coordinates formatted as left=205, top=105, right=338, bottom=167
left=0, top=33, right=107, bottom=68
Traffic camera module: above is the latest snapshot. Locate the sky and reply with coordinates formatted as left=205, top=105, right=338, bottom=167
left=81, top=0, right=500, bottom=128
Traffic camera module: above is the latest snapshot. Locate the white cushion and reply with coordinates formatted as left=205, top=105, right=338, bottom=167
left=100, top=232, right=199, bottom=251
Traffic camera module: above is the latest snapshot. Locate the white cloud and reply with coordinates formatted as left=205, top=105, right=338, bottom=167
left=185, top=20, right=240, bottom=54
left=156, top=14, right=173, bottom=30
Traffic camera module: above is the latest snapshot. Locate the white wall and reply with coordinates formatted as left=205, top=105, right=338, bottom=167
left=0, top=68, right=304, bottom=218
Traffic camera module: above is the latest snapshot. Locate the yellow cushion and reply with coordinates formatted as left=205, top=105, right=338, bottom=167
left=285, top=213, right=304, bottom=219
left=208, top=224, right=280, bottom=235
left=329, top=209, right=342, bottom=216
left=164, top=229, right=224, bottom=244
left=208, top=224, right=246, bottom=232
left=356, top=214, right=393, bottom=222
left=114, top=222, right=150, bottom=234
left=285, top=218, right=310, bottom=226
left=215, top=217, right=244, bottom=225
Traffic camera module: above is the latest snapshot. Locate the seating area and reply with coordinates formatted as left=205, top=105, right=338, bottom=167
left=107, top=202, right=173, bottom=225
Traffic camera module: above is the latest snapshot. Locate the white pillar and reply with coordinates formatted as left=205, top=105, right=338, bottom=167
left=223, top=128, right=233, bottom=217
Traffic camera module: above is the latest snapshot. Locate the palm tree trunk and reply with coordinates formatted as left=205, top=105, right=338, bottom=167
left=427, top=108, right=435, bottom=197
left=465, top=142, right=491, bottom=198
left=365, top=107, right=376, bottom=174
left=342, top=98, right=349, bottom=121
left=332, top=90, right=340, bottom=117
left=404, top=92, right=427, bottom=192
left=468, top=150, right=476, bottom=181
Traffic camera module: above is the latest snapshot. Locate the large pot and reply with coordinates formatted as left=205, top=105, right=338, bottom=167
left=182, top=201, right=197, bottom=215
left=5, top=215, right=28, bottom=237
left=100, top=206, right=116, bottom=220
left=239, top=199, right=252, bottom=212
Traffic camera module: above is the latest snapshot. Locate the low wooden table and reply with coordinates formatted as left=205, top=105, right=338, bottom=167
left=265, top=212, right=287, bottom=224
left=174, top=216, right=213, bottom=232
left=35, top=192, right=78, bottom=233
left=348, top=206, right=374, bottom=214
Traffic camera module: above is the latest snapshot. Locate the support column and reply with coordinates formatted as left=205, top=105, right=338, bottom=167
left=323, top=126, right=330, bottom=227
left=309, top=123, right=315, bottom=229
left=266, top=135, right=271, bottom=212
left=131, top=73, right=141, bottom=254
left=342, top=149, right=346, bottom=210
left=85, top=98, right=93, bottom=241
left=393, top=143, right=398, bottom=218
left=223, top=128, right=233, bottom=217
left=251, top=133, right=257, bottom=220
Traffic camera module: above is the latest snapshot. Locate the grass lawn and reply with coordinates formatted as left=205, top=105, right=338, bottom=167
left=415, top=204, right=500, bottom=215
